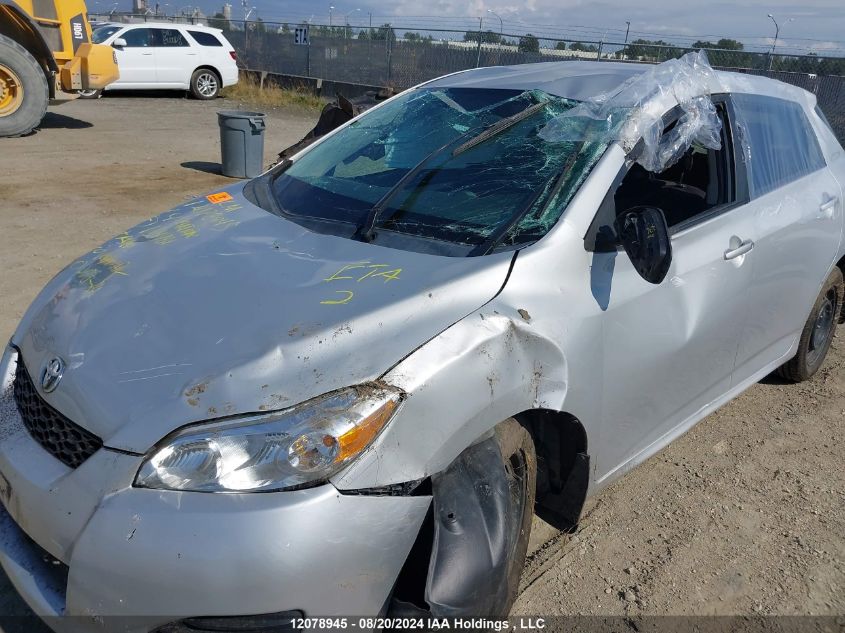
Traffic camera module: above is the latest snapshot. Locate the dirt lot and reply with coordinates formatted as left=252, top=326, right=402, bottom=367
left=0, top=95, right=843, bottom=627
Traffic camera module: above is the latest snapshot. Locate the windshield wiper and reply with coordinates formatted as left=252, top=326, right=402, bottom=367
left=353, top=131, right=478, bottom=243
left=469, top=139, right=586, bottom=256
left=451, top=99, right=549, bottom=157
left=354, top=97, right=549, bottom=244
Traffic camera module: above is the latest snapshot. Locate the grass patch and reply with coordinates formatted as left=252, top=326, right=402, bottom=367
left=221, top=73, right=324, bottom=111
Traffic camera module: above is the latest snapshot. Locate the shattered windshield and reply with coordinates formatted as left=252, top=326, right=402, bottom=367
left=269, top=88, right=608, bottom=254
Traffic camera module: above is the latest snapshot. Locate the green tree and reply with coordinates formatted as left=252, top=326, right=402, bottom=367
left=625, top=38, right=680, bottom=61
left=464, top=29, right=503, bottom=44
left=693, top=38, right=743, bottom=51
left=362, top=24, right=395, bottom=42
left=281, top=22, right=291, bottom=34
left=518, top=33, right=540, bottom=53
left=715, top=38, right=743, bottom=50
left=554, top=41, right=567, bottom=50
left=570, top=41, right=599, bottom=53
left=207, top=12, right=230, bottom=31
left=692, top=38, right=750, bottom=67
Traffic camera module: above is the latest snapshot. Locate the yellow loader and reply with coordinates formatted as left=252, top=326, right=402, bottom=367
left=0, top=0, right=118, bottom=136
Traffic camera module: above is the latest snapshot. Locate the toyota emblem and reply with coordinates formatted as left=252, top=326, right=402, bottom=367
left=41, top=357, right=65, bottom=393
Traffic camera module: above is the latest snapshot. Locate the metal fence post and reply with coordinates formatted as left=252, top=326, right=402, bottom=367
left=387, top=27, right=392, bottom=83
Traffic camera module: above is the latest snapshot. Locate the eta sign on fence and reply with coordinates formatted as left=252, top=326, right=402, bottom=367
left=294, top=27, right=309, bottom=45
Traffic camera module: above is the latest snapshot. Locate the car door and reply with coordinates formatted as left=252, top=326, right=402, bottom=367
left=113, top=27, right=157, bottom=86
left=590, top=98, right=758, bottom=481
left=730, top=94, right=843, bottom=383
left=151, top=27, right=193, bottom=87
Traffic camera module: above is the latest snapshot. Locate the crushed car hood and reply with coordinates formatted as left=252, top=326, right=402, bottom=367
left=13, top=185, right=514, bottom=453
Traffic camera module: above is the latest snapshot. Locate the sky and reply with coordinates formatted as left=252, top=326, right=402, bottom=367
left=102, top=0, right=845, bottom=55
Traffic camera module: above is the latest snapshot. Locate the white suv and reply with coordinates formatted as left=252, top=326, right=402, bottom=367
left=82, top=22, right=239, bottom=99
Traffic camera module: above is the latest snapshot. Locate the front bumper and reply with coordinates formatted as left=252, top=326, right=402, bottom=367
left=0, top=346, right=430, bottom=632
left=59, top=43, right=120, bottom=92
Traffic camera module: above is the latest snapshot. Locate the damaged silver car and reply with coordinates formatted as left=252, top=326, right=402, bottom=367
left=1, top=52, right=844, bottom=632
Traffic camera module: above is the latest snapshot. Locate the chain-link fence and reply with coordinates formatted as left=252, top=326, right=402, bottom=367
left=91, top=15, right=845, bottom=140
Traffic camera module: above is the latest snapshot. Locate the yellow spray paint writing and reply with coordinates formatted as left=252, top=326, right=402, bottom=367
left=321, top=262, right=403, bottom=305
left=320, top=290, right=355, bottom=305
left=74, top=254, right=129, bottom=293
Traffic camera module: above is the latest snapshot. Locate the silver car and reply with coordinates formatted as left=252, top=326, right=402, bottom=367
left=1, top=53, right=843, bottom=632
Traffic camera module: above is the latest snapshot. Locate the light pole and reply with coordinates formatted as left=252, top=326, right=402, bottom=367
left=344, top=8, right=359, bottom=39
left=487, top=9, right=503, bottom=61
left=767, top=13, right=793, bottom=69
left=487, top=9, right=503, bottom=37
left=475, top=15, right=483, bottom=67
left=329, top=5, right=334, bottom=27
left=622, top=20, right=630, bottom=59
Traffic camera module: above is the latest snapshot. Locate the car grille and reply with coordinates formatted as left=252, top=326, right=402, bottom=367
left=12, top=358, right=102, bottom=469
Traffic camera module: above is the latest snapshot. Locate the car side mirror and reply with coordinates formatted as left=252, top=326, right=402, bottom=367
left=112, top=38, right=127, bottom=48
left=613, top=206, right=672, bottom=284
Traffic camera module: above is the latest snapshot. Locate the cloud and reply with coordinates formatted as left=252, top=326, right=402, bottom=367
left=210, top=0, right=845, bottom=52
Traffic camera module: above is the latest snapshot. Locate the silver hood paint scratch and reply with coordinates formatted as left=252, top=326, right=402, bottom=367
left=12, top=184, right=514, bottom=453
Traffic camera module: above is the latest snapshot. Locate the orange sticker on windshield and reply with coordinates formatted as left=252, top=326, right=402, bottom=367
left=207, top=192, right=234, bottom=204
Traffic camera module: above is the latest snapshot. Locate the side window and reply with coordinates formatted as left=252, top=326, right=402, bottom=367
left=585, top=101, right=737, bottom=250
left=153, top=29, right=190, bottom=47
left=732, top=93, right=826, bottom=197
left=188, top=30, right=223, bottom=47
left=121, top=28, right=152, bottom=47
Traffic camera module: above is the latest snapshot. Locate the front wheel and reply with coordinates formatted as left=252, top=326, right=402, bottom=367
left=420, top=418, right=536, bottom=617
left=493, top=417, right=537, bottom=613
left=0, top=34, right=49, bottom=137
left=777, top=266, right=843, bottom=382
left=190, top=69, right=220, bottom=100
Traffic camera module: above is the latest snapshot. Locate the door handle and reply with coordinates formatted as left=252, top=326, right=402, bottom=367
left=724, top=238, right=754, bottom=260
left=141, top=52, right=153, bottom=56
left=820, top=197, right=838, bottom=219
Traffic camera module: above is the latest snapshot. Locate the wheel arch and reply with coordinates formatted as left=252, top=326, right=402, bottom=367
left=515, top=408, right=590, bottom=532
left=836, top=253, right=845, bottom=323
left=193, top=64, right=221, bottom=82
left=0, top=4, right=58, bottom=75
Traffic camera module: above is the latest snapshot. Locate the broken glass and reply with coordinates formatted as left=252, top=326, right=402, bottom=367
left=539, top=51, right=724, bottom=173
left=271, top=87, right=607, bottom=253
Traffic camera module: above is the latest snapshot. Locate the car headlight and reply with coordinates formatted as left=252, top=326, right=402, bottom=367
left=134, top=384, right=402, bottom=493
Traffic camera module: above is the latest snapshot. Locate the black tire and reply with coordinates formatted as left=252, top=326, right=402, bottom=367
left=777, top=266, right=843, bottom=382
left=392, top=418, right=536, bottom=619
left=493, top=417, right=537, bottom=614
left=77, top=89, right=102, bottom=99
left=0, top=34, right=49, bottom=137
left=190, top=68, right=220, bottom=100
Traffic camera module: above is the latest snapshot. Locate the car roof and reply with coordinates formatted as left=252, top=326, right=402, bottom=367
left=425, top=60, right=813, bottom=107
left=119, top=22, right=222, bottom=33
left=425, top=61, right=647, bottom=102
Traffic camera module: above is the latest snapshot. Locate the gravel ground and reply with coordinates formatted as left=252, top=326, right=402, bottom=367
left=0, top=94, right=843, bottom=629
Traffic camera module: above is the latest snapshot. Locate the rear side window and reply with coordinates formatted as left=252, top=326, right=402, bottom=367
left=732, top=93, right=826, bottom=197
left=189, top=30, right=223, bottom=47
left=153, top=29, right=190, bottom=47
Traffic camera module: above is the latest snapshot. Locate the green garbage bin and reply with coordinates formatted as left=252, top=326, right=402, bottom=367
left=218, top=110, right=266, bottom=178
